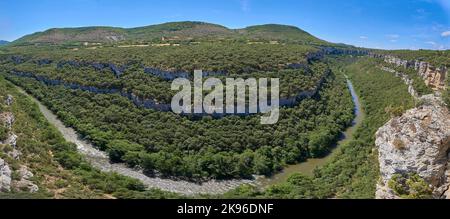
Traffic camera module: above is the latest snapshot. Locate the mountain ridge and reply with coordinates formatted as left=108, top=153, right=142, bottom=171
left=12, top=21, right=329, bottom=46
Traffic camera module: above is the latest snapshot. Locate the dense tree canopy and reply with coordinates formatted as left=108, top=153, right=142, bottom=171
left=0, top=42, right=356, bottom=180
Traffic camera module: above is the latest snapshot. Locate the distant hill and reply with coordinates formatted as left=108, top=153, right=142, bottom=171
left=12, top=21, right=330, bottom=46
left=0, top=40, right=9, bottom=45
left=238, top=24, right=327, bottom=45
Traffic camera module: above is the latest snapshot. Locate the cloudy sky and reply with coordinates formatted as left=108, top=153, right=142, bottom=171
left=0, top=0, right=448, bottom=50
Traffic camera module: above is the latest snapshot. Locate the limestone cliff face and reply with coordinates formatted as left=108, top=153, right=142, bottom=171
left=375, top=95, right=450, bottom=199
left=0, top=94, right=39, bottom=193
left=373, top=51, right=450, bottom=199
left=0, top=158, right=11, bottom=192
left=371, top=54, right=447, bottom=91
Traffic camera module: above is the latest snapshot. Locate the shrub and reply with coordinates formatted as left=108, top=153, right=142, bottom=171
left=388, top=173, right=433, bottom=199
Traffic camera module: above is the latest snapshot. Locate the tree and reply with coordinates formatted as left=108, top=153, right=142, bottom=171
left=107, top=140, right=144, bottom=163
left=236, top=150, right=255, bottom=178
left=253, top=148, right=273, bottom=176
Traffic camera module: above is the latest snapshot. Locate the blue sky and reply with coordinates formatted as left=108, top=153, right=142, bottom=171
left=0, top=0, right=449, bottom=50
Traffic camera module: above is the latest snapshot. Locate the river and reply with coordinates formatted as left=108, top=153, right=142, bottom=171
left=13, top=77, right=363, bottom=195
left=256, top=77, right=364, bottom=187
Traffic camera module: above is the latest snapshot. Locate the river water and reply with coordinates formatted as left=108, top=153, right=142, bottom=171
left=256, top=78, right=364, bottom=187
left=13, top=77, right=363, bottom=195
left=15, top=86, right=254, bottom=196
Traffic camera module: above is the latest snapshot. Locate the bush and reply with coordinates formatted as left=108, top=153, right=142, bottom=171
left=388, top=173, right=433, bottom=199
left=107, top=140, right=144, bottom=163
left=0, top=125, right=8, bottom=141
left=56, top=151, right=83, bottom=169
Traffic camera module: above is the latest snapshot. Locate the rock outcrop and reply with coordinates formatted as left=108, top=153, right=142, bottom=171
left=373, top=51, right=450, bottom=199
left=0, top=94, right=39, bottom=193
left=9, top=68, right=331, bottom=115
left=0, top=158, right=12, bottom=192
left=376, top=95, right=450, bottom=198
left=0, top=112, right=15, bottom=130
left=5, top=95, right=14, bottom=106
left=371, top=54, right=447, bottom=91
left=12, top=166, right=39, bottom=193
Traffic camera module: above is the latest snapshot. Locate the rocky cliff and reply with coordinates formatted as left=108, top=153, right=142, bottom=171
left=375, top=95, right=450, bottom=199
left=8, top=68, right=331, bottom=115
left=373, top=51, right=450, bottom=199
left=371, top=53, right=447, bottom=91
left=0, top=94, right=39, bottom=193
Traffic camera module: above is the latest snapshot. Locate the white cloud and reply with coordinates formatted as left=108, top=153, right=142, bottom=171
left=438, top=45, right=447, bottom=50
left=390, top=39, right=398, bottom=43
left=441, top=31, right=450, bottom=37
left=424, top=41, right=448, bottom=50
left=359, top=36, right=368, bottom=39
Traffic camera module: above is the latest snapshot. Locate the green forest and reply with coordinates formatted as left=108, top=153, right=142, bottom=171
left=3, top=67, right=354, bottom=180
left=0, top=77, right=180, bottom=198
left=222, top=57, right=415, bottom=199
left=0, top=41, right=360, bottom=181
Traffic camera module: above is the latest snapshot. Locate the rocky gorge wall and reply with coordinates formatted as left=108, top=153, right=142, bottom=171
left=375, top=95, right=450, bottom=199
left=7, top=69, right=331, bottom=116
left=373, top=53, right=450, bottom=199
left=370, top=53, right=447, bottom=91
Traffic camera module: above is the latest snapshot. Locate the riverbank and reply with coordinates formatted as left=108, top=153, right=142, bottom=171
left=256, top=77, right=364, bottom=187
left=11, top=75, right=361, bottom=195
left=13, top=85, right=255, bottom=196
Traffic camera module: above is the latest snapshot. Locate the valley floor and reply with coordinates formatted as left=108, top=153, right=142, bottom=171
left=1, top=56, right=425, bottom=199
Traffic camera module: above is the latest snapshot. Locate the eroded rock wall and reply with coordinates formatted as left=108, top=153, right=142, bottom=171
left=375, top=95, right=450, bottom=199
left=371, top=54, right=447, bottom=91
left=0, top=94, right=39, bottom=193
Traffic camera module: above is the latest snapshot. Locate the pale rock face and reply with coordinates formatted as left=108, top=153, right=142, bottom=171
left=5, top=133, right=18, bottom=148
left=0, top=158, right=12, bottom=192
left=7, top=148, right=22, bottom=160
left=379, top=55, right=447, bottom=91
left=0, top=112, right=15, bottom=129
left=12, top=165, right=39, bottom=193
left=5, top=95, right=13, bottom=106
left=375, top=95, right=450, bottom=198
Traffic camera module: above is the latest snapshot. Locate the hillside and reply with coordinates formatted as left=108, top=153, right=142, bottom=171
left=238, top=24, right=327, bottom=45
left=11, top=21, right=330, bottom=46
left=0, top=41, right=9, bottom=46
